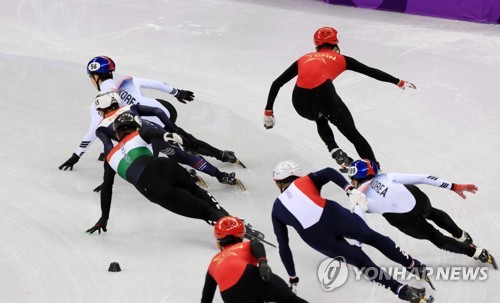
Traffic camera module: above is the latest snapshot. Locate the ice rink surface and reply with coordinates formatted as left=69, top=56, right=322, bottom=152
left=1, top=0, right=499, bottom=302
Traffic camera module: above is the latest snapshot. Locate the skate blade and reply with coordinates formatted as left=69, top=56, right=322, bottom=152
left=196, top=177, right=208, bottom=189
left=489, top=255, right=498, bottom=270
left=236, top=160, right=247, bottom=168
left=245, top=233, right=276, bottom=248
left=235, top=179, right=246, bottom=191
left=425, top=276, right=436, bottom=290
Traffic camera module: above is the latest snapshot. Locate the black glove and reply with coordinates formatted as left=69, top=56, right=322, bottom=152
left=98, top=152, right=105, bottom=161
left=93, top=183, right=103, bottom=193
left=258, top=259, right=273, bottom=282
left=86, top=217, right=108, bottom=234
left=174, top=89, right=194, bottom=104
left=59, top=153, right=80, bottom=171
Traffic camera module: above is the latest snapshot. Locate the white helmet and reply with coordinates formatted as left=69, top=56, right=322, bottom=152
left=95, top=91, right=119, bottom=110
left=272, top=161, right=304, bottom=181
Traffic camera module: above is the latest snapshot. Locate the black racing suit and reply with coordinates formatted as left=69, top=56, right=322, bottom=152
left=266, top=56, right=400, bottom=162
left=99, top=127, right=228, bottom=225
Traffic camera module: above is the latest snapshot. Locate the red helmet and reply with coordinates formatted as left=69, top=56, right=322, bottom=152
left=214, top=216, right=245, bottom=240
left=313, top=26, right=339, bottom=47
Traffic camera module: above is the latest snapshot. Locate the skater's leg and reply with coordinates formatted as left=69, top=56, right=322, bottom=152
left=176, top=127, right=223, bottom=158
left=427, top=207, right=463, bottom=238
left=191, top=185, right=230, bottom=217
left=393, top=185, right=475, bottom=256
left=135, top=158, right=227, bottom=224
left=326, top=102, right=376, bottom=162
left=326, top=202, right=414, bottom=268
left=160, top=143, right=224, bottom=179
left=406, top=185, right=463, bottom=238
left=309, top=234, right=404, bottom=295
left=384, top=212, right=476, bottom=257
left=315, top=115, right=338, bottom=152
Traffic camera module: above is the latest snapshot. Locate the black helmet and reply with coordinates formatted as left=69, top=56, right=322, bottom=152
left=113, top=112, right=142, bottom=132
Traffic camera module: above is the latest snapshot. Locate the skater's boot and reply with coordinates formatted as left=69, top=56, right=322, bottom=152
left=188, top=169, right=199, bottom=182
left=331, top=148, right=353, bottom=168
left=406, top=259, right=435, bottom=290
left=218, top=150, right=238, bottom=163
left=398, top=285, right=431, bottom=303
left=457, top=230, right=474, bottom=247
left=474, top=248, right=490, bottom=263
left=474, top=247, right=498, bottom=268
left=217, top=172, right=237, bottom=185
left=414, top=264, right=429, bottom=280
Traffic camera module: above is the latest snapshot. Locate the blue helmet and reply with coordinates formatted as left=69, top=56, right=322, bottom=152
left=87, top=56, right=115, bottom=75
left=348, top=159, right=379, bottom=180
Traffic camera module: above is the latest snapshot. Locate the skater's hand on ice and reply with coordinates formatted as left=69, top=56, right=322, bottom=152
left=263, top=110, right=275, bottom=129
left=258, top=259, right=273, bottom=282
left=349, top=189, right=368, bottom=212
left=289, top=276, right=299, bottom=294
left=58, top=153, right=80, bottom=171
left=452, top=183, right=478, bottom=199
left=86, top=217, right=108, bottom=234
left=397, top=80, right=416, bottom=90
left=93, top=183, right=103, bottom=193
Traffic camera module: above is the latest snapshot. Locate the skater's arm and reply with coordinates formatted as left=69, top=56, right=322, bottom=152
left=388, top=173, right=453, bottom=189
left=265, top=61, right=298, bottom=110
left=200, top=271, right=217, bottom=303
left=134, top=104, right=178, bottom=132
left=250, top=239, right=267, bottom=260
left=132, top=77, right=178, bottom=95
left=309, top=167, right=350, bottom=191
left=74, top=103, right=102, bottom=157
left=389, top=173, right=478, bottom=199
left=100, top=162, right=116, bottom=219
left=272, top=211, right=297, bottom=277
left=344, top=56, right=400, bottom=85
left=95, top=128, right=114, bottom=156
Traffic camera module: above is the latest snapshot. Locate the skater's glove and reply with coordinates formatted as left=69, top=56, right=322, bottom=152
left=58, top=153, right=80, bottom=171
left=174, top=89, right=194, bottom=104
left=98, top=152, right=105, bottom=161
left=397, top=80, right=416, bottom=90
left=349, top=189, right=368, bottom=212
left=86, top=217, right=108, bottom=234
left=163, top=132, right=184, bottom=146
left=263, top=110, right=275, bottom=129
left=258, top=259, right=273, bottom=282
left=452, top=183, right=478, bottom=199
left=344, top=184, right=355, bottom=196
left=93, top=183, right=103, bottom=193
left=289, top=276, right=299, bottom=294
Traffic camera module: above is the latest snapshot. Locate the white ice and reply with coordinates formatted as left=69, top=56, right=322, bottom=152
left=1, top=0, right=499, bottom=302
